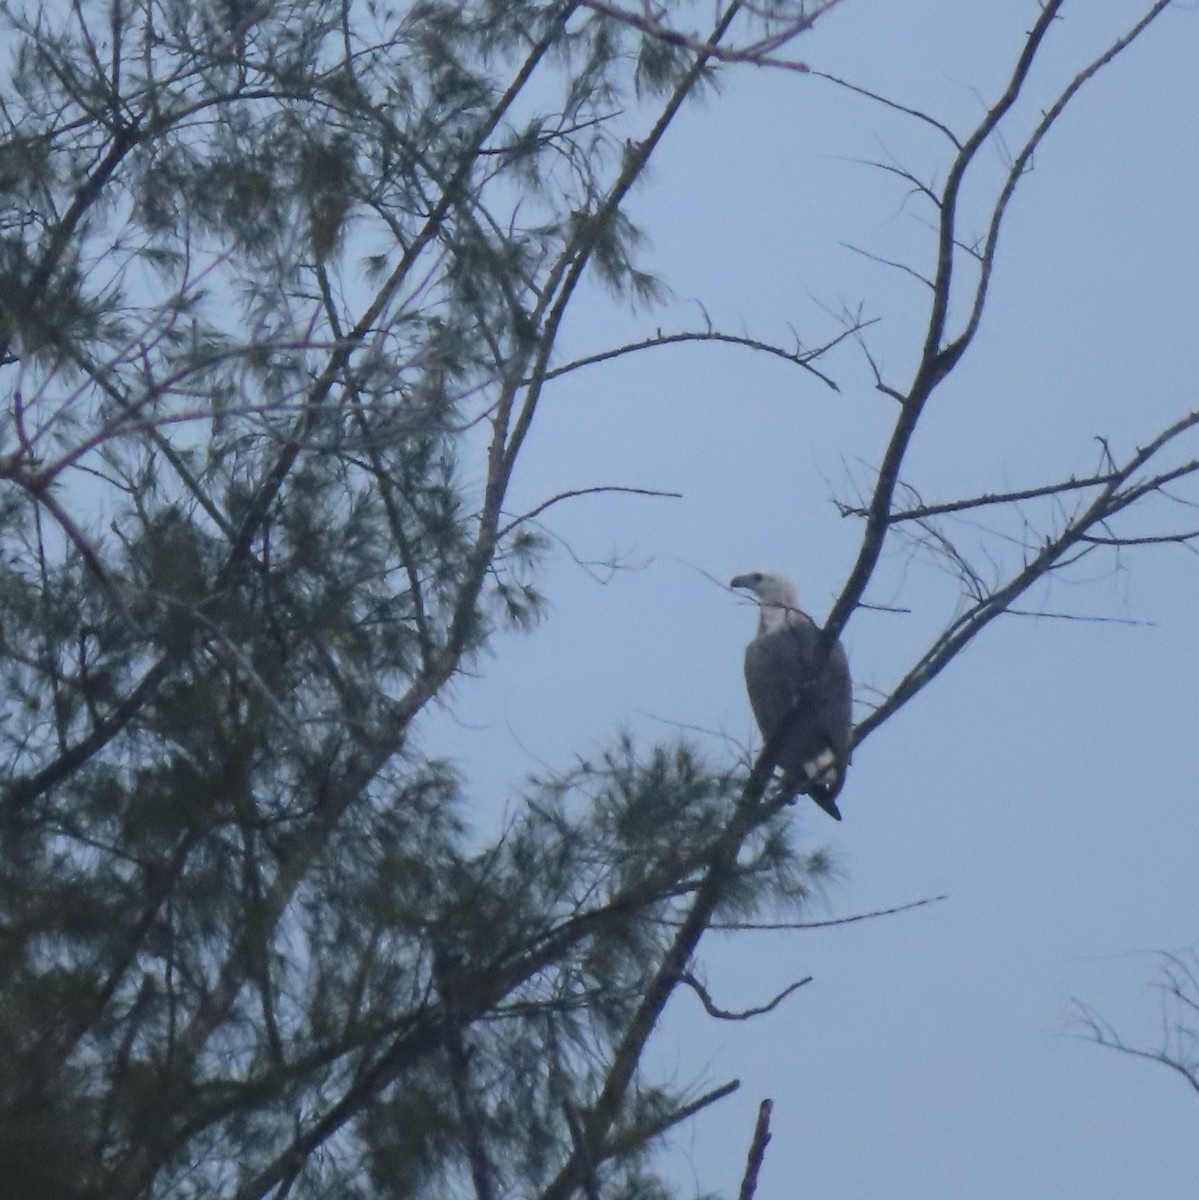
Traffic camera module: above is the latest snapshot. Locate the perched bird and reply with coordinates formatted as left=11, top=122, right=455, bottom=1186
left=730, top=571, right=853, bottom=819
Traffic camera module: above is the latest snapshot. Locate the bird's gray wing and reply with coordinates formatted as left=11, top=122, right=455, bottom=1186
left=820, top=638, right=853, bottom=768
left=743, top=617, right=853, bottom=785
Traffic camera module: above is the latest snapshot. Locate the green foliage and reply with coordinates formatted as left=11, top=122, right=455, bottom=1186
left=635, top=31, right=695, bottom=97
left=0, top=3, right=828, bottom=1198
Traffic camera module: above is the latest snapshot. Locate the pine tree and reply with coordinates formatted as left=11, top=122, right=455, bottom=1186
left=0, top=5, right=826, bottom=1197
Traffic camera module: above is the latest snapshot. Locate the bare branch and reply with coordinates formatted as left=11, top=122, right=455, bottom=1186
left=498, top=485, right=683, bottom=540
left=601, top=1080, right=742, bottom=1159
left=854, top=412, right=1199, bottom=744
left=950, top=0, right=1178, bottom=363
left=822, top=0, right=1178, bottom=667
left=846, top=155, right=943, bottom=211
left=1003, top=608, right=1155, bottom=627
left=679, top=971, right=812, bottom=1020
left=1078, top=529, right=1199, bottom=548
left=542, top=322, right=871, bottom=392
left=738, top=1099, right=773, bottom=1200
left=712, top=893, right=948, bottom=931
left=838, top=471, right=1127, bottom=524
left=1072, top=946, right=1199, bottom=1104
left=841, top=241, right=934, bottom=291
left=810, top=70, right=963, bottom=148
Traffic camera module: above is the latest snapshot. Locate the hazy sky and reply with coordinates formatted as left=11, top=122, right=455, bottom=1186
left=429, top=2, right=1199, bottom=1196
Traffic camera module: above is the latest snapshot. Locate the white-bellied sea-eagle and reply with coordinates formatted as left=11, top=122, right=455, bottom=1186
left=730, top=571, right=853, bottom=820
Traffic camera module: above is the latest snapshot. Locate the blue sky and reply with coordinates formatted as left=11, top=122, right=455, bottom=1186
left=429, top=2, right=1199, bottom=1196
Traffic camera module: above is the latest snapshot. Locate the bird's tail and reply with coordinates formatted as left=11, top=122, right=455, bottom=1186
left=805, top=784, right=843, bottom=821
left=780, top=772, right=844, bottom=820
left=795, top=747, right=845, bottom=820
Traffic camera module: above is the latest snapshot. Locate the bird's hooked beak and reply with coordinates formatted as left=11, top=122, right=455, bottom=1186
left=729, top=573, right=758, bottom=592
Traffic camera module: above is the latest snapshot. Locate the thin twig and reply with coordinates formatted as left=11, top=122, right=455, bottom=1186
left=498, top=485, right=682, bottom=539
left=541, top=323, right=869, bottom=392
left=680, top=971, right=812, bottom=1020
left=711, top=893, right=948, bottom=931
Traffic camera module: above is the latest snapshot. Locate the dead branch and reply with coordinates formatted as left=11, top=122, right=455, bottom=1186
left=1072, top=947, right=1199, bottom=1104
left=738, top=1099, right=774, bottom=1200
left=711, top=893, right=948, bottom=931
left=498, top=485, right=683, bottom=539
left=679, top=971, right=813, bottom=1020
left=811, top=69, right=963, bottom=147
left=821, top=0, right=1071, bottom=650
left=836, top=470, right=1126, bottom=523
left=541, top=320, right=872, bottom=392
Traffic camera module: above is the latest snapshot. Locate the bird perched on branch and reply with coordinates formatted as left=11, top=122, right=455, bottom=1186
left=730, top=571, right=853, bottom=820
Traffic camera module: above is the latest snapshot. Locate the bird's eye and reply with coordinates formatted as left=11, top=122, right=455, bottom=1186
left=751, top=573, right=763, bottom=583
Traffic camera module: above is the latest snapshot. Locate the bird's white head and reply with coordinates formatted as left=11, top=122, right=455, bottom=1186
left=730, top=571, right=799, bottom=632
